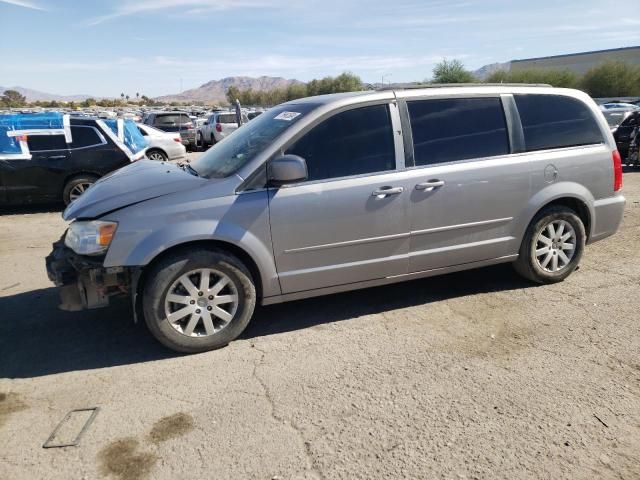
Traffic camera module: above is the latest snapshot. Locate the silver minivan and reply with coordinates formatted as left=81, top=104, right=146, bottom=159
left=46, top=85, right=625, bottom=353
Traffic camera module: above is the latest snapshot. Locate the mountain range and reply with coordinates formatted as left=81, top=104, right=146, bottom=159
left=0, top=86, right=93, bottom=102
left=3, top=64, right=511, bottom=104
left=155, top=76, right=304, bottom=104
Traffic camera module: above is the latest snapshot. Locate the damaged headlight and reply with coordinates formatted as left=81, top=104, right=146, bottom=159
left=64, top=221, right=118, bottom=256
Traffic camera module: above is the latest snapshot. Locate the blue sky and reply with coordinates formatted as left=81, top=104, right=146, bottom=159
left=1, top=0, right=639, bottom=97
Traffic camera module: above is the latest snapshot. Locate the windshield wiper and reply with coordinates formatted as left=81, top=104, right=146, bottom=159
left=178, top=162, right=200, bottom=177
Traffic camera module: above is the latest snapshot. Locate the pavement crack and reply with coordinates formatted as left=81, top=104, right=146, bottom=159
left=250, top=344, right=324, bottom=480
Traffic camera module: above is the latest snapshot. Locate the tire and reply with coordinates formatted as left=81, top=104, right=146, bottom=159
left=514, top=205, right=586, bottom=284
left=146, top=149, right=168, bottom=162
left=142, top=249, right=256, bottom=353
left=63, top=174, right=99, bottom=205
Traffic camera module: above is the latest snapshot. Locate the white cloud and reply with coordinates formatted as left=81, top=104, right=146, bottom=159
left=0, top=0, right=46, bottom=10
left=85, top=0, right=281, bottom=26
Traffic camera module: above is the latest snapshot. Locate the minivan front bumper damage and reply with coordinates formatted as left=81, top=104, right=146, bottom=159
left=46, top=238, right=132, bottom=311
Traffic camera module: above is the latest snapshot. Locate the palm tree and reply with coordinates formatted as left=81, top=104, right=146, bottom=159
left=125, top=95, right=130, bottom=103
left=136, top=92, right=140, bottom=102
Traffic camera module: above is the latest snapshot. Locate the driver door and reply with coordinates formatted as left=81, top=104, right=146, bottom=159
left=268, top=103, right=410, bottom=294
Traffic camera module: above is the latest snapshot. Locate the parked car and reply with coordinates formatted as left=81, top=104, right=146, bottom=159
left=197, top=111, right=249, bottom=147
left=600, top=102, right=640, bottom=111
left=1, top=114, right=146, bottom=205
left=137, top=123, right=186, bottom=162
left=614, top=111, right=640, bottom=161
left=46, top=85, right=625, bottom=353
left=143, top=112, right=196, bottom=150
left=247, top=111, right=263, bottom=120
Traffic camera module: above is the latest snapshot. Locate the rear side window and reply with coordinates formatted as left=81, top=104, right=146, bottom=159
left=407, top=97, right=509, bottom=166
left=514, top=95, right=603, bottom=151
left=217, top=114, right=237, bottom=124
left=26, top=135, right=67, bottom=152
left=70, top=126, right=103, bottom=148
left=286, top=104, right=396, bottom=181
left=154, top=114, right=191, bottom=126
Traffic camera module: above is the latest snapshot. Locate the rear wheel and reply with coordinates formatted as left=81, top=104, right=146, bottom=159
left=514, top=206, right=585, bottom=284
left=142, top=249, right=256, bottom=353
left=146, top=149, right=168, bottom=162
left=63, top=174, right=99, bottom=205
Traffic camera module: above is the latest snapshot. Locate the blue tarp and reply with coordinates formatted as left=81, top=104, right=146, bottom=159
left=0, top=112, right=64, bottom=130
left=0, top=112, right=66, bottom=155
left=0, top=126, right=22, bottom=154
left=104, top=119, right=148, bottom=155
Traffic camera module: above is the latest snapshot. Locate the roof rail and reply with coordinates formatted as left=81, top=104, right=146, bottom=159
left=376, top=82, right=553, bottom=91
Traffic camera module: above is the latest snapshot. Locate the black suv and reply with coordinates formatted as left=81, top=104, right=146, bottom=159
left=0, top=117, right=132, bottom=205
left=142, top=112, right=196, bottom=150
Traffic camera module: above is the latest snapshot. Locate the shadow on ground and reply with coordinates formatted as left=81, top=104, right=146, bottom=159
left=0, top=264, right=532, bottom=379
left=0, top=203, right=63, bottom=216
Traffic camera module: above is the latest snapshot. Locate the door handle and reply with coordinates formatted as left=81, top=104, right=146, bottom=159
left=372, top=186, right=404, bottom=197
left=45, top=155, right=67, bottom=159
left=415, top=180, right=445, bottom=190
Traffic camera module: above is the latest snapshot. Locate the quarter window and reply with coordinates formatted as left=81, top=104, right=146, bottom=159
left=70, top=126, right=103, bottom=148
left=286, top=104, right=396, bottom=181
left=514, top=94, right=603, bottom=151
left=407, top=97, right=509, bottom=166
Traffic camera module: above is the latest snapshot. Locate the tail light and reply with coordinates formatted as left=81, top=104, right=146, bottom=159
left=173, top=137, right=181, bottom=143
left=215, top=123, right=222, bottom=133
left=612, top=150, right=623, bottom=192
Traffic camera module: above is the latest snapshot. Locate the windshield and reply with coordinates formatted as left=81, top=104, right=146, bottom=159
left=192, top=103, right=318, bottom=178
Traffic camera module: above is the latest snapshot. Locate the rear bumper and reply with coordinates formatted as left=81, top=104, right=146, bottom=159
left=589, top=194, right=626, bottom=244
left=180, top=131, right=196, bottom=145
left=46, top=238, right=132, bottom=311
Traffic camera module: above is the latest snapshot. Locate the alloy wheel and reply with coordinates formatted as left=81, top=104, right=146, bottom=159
left=164, top=268, right=239, bottom=337
left=148, top=151, right=166, bottom=161
left=534, top=219, right=576, bottom=273
left=69, top=182, right=93, bottom=202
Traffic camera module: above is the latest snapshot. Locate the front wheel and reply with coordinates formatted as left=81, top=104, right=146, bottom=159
left=142, top=249, right=256, bottom=353
left=514, top=206, right=586, bottom=284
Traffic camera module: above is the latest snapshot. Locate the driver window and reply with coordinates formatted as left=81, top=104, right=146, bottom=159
left=285, top=104, right=395, bottom=181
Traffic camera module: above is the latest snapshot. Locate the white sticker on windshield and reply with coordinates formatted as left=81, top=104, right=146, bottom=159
left=274, top=111, right=301, bottom=121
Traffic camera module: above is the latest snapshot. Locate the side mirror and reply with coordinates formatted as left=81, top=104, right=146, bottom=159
left=268, top=154, right=308, bottom=186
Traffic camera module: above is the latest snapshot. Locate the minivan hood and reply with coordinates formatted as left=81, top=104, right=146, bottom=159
left=63, top=160, right=207, bottom=220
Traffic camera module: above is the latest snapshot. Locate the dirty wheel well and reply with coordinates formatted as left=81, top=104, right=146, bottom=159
left=537, top=197, right=591, bottom=240
left=135, top=240, right=263, bottom=314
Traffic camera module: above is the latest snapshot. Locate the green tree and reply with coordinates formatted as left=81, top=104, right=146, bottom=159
left=332, top=72, right=364, bottom=92
left=1, top=89, right=27, bottom=107
left=226, top=86, right=241, bottom=104
left=286, top=83, right=308, bottom=101
left=431, top=59, right=476, bottom=83
left=486, top=68, right=579, bottom=88
left=581, top=61, right=640, bottom=97
left=81, top=98, right=96, bottom=107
